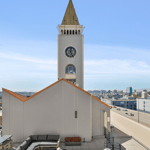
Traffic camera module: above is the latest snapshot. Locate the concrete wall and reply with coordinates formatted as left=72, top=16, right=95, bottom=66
left=0, top=116, right=2, bottom=125
left=111, top=111, right=150, bottom=148
left=2, top=91, right=10, bottom=136
left=58, top=35, right=84, bottom=88
left=2, top=91, right=24, bottom=142
left=2, top=80, right=93, bottom=142
left=92, top=98, right=110, bottom=136
left=2, top=80, right=110, bottom=142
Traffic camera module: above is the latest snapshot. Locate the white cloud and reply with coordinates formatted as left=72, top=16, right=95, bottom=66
left=84, top=59, right=150, bottom=75
left=1, top=51, right=150, bottom=81
left=0, top=52, right=57, bottom=65
left=38, top=65, right=57, bottom=70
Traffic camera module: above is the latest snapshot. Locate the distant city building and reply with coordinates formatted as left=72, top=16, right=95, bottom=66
left=137, top=99, right=150, bottom=112
left=92, top=90, right=101, bottom=95
left=87, top=90, right=93, bottom=94
left=16, top=92, right=36, bottom=98
left=124, top=96, right=135, bottom=100
left=118, top=90, right=123, bottom=95
left=0, top=91, right=36, bottom=99
left=141, top=92, right=148, bottom=99
left=87, top=90, right=106, bottom=95
left=142, top=89, right=147, bottom=92
left=112, top=90, right=117, bottom=94
left=126, top=87, right=132, bottom=94
left=101, top=98, right=136, bottom=110
left=106, top=90, right=112, bottom=94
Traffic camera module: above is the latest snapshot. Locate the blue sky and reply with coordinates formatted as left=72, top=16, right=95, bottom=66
left=0, top=0, right=150, bottom=91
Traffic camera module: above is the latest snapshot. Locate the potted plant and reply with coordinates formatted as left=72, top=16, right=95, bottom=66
left=65, top=137, right=81, bottom=146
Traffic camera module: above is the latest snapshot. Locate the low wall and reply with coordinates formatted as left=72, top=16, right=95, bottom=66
left=0, top=116, right=1, bottom=125
left=111, top=111, right=150, bottom=148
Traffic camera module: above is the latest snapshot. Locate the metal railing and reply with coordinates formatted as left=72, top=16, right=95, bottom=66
left=104, top=127, right=126, bottom=150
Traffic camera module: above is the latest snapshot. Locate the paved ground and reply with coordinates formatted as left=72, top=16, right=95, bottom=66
left=10, top=128, right=147, bottom=150
left=12, top=128, right=133, bottom=150
left=111, top=107, right=150, bottom=128
left=13, top=136, right=106, bottom=150
left=111, top=127, right=132, bottom=144
left=60, top=136, right=106, bottom=150
left=122, top=139, right=147, bottom=150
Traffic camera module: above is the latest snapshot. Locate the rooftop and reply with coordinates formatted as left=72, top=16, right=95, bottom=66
left=12, top=136, right=106, bottom=150
left=2, top=78, right=110, bottom=108
left=11, top=127, right=147, bottom=150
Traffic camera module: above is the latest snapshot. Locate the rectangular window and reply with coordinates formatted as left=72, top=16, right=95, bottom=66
left=120, top=102, right=124, bottom=104
left=75, top=111, right=77, bottom=118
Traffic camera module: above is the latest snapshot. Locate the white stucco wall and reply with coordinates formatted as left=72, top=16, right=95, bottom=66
left=58, top=35, right=84, bottom=89
left=2, top=91, right=24, bottom=142
left=2, top=80, right=110, bottom=142
left=92, top=98, right=110, bottom=136
left=2, top=91, right=10, bottom=135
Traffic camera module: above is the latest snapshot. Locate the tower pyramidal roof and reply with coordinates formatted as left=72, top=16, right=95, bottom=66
left=61, top=0, right=80, bottom=25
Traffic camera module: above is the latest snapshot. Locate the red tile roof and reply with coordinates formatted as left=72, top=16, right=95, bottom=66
left=2, top=78, right=110, bottom=108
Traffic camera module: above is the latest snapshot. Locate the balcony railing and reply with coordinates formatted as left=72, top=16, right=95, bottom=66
left=104, top=127, right=126, bottom=150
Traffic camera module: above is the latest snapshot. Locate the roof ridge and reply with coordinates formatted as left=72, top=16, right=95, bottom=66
left=2, top=88, right=27, bottom=102
left=2, top=79, right=110, bottom=108
left=63, top=79, right=110, bottom=108
left=2, top=79, right=64, bottom=102
left=25, top=79, right=63, bottom=101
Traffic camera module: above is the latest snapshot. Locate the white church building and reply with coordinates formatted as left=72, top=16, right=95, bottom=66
left=2, top=0, right=110, bottom=143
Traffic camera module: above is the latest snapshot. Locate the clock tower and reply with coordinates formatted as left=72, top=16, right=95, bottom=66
left=58, top=0, right=84, bottom=89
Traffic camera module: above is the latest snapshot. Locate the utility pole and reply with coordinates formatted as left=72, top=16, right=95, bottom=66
left=138, top=99, right=139, bottom=123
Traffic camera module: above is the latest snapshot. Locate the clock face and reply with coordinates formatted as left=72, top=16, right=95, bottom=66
left=65, top=46, right=76, bottom=58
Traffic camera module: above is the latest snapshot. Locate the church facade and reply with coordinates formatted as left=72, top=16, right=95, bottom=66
left=2, top=0, right=110, bottom=143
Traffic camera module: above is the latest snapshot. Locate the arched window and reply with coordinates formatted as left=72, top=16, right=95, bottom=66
left=73, top=30, right=74, bottom=35
left=78, top=30, right=80, bottom=35
left=64, top=30, right=66, bottom=34
left=61, top=30, right=63, bottom=34
left=75, top=30, right=77, bottom=34
left=66, top=64, right=76, bottom=74
left=67, top=30, right=69, bottom=35
left=70, top=30, right=72, bottom=35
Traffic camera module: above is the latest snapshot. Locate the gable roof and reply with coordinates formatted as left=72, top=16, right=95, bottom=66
left=61, top=0, right=80, bottom=25
left=2, top=78, right=110, bottom=108
left=2, top=89, right=27, bottom=101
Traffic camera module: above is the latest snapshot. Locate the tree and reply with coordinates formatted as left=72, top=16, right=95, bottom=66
left=133, top=94, right=138, bottom=99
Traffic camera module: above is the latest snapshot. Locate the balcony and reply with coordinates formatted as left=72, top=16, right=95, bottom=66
left=65, top=74, right=76, bottom=79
